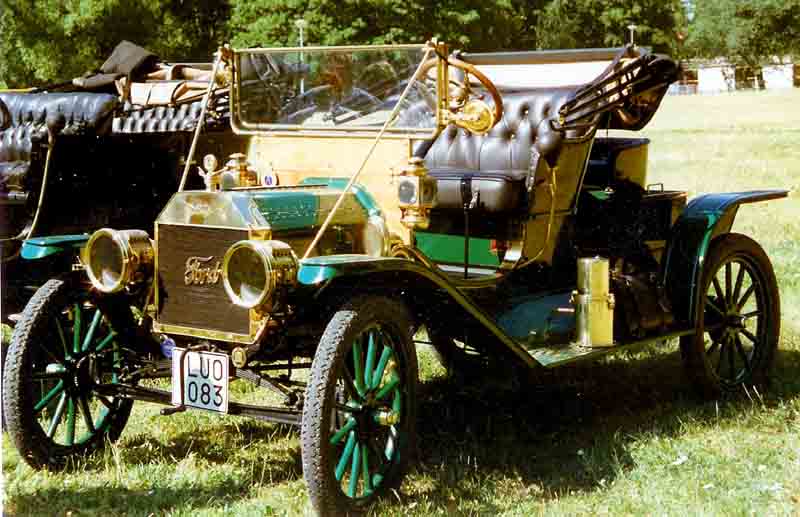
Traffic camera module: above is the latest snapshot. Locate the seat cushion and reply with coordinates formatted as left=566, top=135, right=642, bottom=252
left=430, top=167, right=526, bottom=213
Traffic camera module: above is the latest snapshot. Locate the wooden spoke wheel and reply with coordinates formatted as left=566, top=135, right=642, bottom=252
left=680, top=233, right=780, bottom=396
left=301, top=296, right=417, bottom=515
left=3, top=279, right=133, bottom=469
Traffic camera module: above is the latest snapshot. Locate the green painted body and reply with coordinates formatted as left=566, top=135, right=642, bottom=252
left=662, top=190, right=788, bottom=324
left=21, top=234, right=89, bottom=260
left=157, top=181, right=381, bottom=232
left=415, top=232, right=500, bottom=267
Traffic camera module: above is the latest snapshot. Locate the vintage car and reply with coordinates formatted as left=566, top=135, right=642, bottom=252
left=0, top=42, right=245, bottom=323
left=3, top=41, right=787, bottom=515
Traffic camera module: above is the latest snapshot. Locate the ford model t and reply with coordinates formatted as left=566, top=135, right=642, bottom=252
left=3, top=41, right=787, bottom=515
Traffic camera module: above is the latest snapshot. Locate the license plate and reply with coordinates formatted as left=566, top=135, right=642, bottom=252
left=171, top=348, right=229, bottom=413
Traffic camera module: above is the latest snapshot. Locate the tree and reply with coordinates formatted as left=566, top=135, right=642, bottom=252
left=536, top=0, right=686, bottom=54
left=227, top=0, right=546, bottom=52
left=0, top=0, right=229, bottom=88
left=687, top=0, right=800, bottom=68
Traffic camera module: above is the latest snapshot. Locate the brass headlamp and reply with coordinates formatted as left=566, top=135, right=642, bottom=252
left=84, top=228, right=154, bottom=293
left=397, top=157, right=438, bottom=230
left=222, top=240, right=298, bottom=310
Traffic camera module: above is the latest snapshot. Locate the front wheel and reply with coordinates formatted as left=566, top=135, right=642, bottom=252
left=680, top=233, right=780, bottom=396
left=3, top=278, right=134, bottom=469
left=301, top=296, right=418, bottom=515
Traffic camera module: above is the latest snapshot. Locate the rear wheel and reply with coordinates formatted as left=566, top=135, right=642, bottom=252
left=301, top=296, right=417, bottom=515
left=3, top=278, right=133, bottom=469
left=680, top=233, right=780, bottom=396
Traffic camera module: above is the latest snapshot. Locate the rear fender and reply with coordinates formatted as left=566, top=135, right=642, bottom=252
left=21, top=234, right=89, bottom=260
left=662, top=190, right=787, bottom=324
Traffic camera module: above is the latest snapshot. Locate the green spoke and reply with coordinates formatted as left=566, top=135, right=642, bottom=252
left=32, top=371, right=64, bottom=381
left=715, top=340, right=728, bottom=375
left=724, top=262, right=732, bottom=304
left=33, top=380, right=64, bottom=414
left=95, top=331, right=117, bottom=353
left=65, top=398, right=76, bottom=446
left=46, top=393, right=69, bottom=438
left=371, top=346, right=392, bottom=390
left=352, top=338, right=365, bottom=396
left=362, top=445, right=372, bottom=495
left=335, top=431, right=357, bottom=481
left=706, top=299, right=725, bottom=319
left=740, top=328, right=759, bottom=345
left=97, top=395, right=114, bottom=410
left=348, top=442, right=361, bottom=498
left=53, top=317, right=70, bottom=358
left=364, top=331, right=376, bottom=391
left=712, top=277, right=725, bottom=309
left=706, top=336, right=722, bottom=357
left=734, top=335, right=752, bottom=372
left=732, top=264, right=745, bottom=305
left=72, top=303, right=82, bottom=354
left=78, top=395, right=95, bottom=433
left=330, top=417, right=356, bottom=445
left=737, top=284, right=756, bottom=311
left=36, top=339, right=65, bottom=367
left=81, top=309, right=102, bottom=352
left=376, top=373, right=400, bottom=400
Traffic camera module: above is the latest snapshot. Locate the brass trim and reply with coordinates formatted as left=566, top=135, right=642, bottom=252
left=157, top=221, right=272, bottom=233
left=231, top=45, right=440, bottom=139
left=234, top=44, right=426, bottom=53
left=152, top=320, right=255, bottom=344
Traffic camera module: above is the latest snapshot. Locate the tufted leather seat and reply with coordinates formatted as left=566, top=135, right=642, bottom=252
left=423, top=87, right=579, bottom=213
left=0, top=93, right=118, bottom=162
left=112, top=94, right=229, bottom=133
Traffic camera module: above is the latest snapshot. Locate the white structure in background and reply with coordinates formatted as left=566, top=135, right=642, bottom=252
left=697, top=65, right=735, bottom=93
left=762, top=63, right=794, bottom=90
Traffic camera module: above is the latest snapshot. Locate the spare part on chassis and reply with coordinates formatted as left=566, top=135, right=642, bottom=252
left=3, top=39, right=788, bottom=516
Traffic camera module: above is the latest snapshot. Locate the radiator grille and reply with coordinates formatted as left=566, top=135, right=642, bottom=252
left=156, top=223, right=250, bottom=336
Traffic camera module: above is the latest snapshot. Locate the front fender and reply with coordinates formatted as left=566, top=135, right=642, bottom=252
left=662, top=190, right=787, bottom=324
left=21, top=234, right=89, bottom=260
left=297, top=254, right=540, bottom=368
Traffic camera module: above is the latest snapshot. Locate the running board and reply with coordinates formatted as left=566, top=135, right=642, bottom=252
left=528, top=328, right=695, bottom=368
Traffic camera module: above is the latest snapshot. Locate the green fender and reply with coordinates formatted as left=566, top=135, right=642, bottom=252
left=21, top=234, right=89, bottom=260
left=298, top=254, right=540, bottom=368
left=662, top=189, right=788, bottom=324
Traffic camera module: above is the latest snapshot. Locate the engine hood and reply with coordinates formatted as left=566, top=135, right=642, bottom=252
left=156, top=181, right=379, bottom=232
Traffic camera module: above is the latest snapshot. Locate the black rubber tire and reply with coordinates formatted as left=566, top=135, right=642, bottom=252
left=680, top=233, right=780, bottom=397
left=301, top=295, right=418, bottom=516
left=3, top=278, right=133, bottom=469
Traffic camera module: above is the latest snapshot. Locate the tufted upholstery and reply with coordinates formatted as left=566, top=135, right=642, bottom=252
left=112, top=94, right=229, bottom=133
left=0, top=92, right=118, bottom=163
left=424, top=87, right=582, bottom=213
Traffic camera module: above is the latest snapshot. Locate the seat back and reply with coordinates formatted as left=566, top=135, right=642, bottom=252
left=424, top=87, right=578, bottom=174
left=0, top=92, right=118, bottom=162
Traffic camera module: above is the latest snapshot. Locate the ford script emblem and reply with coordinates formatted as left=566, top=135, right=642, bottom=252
left=184, top=256, right=223, bottom=286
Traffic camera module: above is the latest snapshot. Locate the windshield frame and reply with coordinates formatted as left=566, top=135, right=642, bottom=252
left=230, top=44, right=441, bottom=139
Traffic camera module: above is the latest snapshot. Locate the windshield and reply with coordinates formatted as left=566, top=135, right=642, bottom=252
left=232, top=45, right=437, bottom=135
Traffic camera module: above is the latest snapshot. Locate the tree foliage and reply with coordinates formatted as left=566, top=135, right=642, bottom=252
left=0, top=0, right=228, bottom=88
left=687, top=0, right=800, bottom=67
left=536, top=0, right=686, bottom=54
left=227, top=0, right=543, bottom=51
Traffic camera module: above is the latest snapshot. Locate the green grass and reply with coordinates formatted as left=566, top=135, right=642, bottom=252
left=4, top=90, right=800, bottom=516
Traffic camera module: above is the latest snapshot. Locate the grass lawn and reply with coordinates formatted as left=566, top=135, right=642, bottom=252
left=3, top=90, right=800, bottom=516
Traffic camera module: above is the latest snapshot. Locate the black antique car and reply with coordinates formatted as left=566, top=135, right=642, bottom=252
left=3, top=41, right=787, bottom=515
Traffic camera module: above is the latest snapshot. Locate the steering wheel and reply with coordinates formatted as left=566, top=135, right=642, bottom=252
left=414, top=55, right=503, bottom=134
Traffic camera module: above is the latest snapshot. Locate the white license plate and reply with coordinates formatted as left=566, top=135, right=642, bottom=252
left=171, top=348, right=229, bottom=413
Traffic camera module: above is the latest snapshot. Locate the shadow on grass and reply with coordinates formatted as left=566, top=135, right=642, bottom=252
left=404, top=341, right=800, bottom=511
